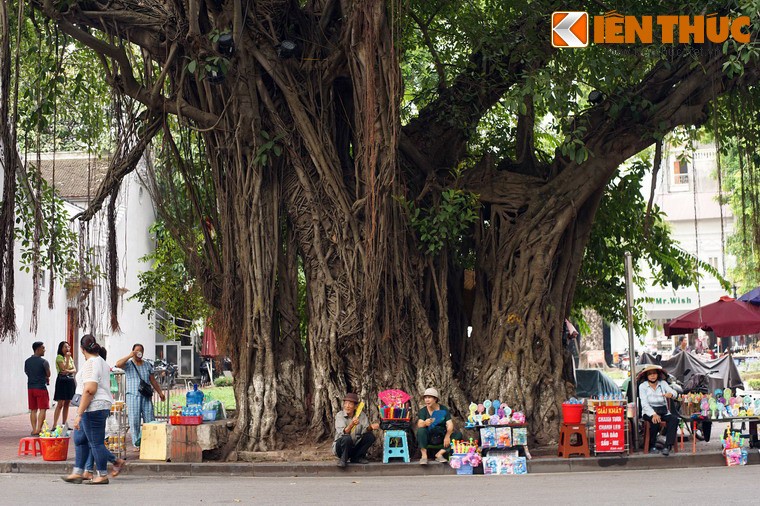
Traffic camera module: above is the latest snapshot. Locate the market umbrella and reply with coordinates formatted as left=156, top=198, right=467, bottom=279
left=738, top=287, right=760, bottom=305
left=664, top=295, right=760, bottom=337
left=201, top=325, right=219, bottom=357
left=201, top=326, right=219, bottom=384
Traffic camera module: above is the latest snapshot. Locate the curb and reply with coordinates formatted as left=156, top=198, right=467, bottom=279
left=2, top=451, right=756, bottom=477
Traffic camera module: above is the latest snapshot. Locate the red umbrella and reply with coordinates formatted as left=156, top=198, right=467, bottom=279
left=201, top=325, right=219, bottom=357
left=664, top=296, right=760, bottom=337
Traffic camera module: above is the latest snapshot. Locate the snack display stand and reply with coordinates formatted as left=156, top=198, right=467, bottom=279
left=108, top=370, right=128, bottom=459
left=106, top=401, right=128, bottom=459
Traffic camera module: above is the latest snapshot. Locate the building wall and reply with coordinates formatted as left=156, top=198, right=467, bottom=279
left=610, top=142, right=735, bottom=353
left=0, top=160, right=156, bottom=418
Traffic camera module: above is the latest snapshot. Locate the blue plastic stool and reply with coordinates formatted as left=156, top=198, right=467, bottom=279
left=383, top=430, right=410, bottom=463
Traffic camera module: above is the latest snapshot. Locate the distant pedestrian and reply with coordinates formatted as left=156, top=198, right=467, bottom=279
left=53, top=341, right=77, bottom=428
left=24, top=341, right=50, bottom=435
left=673, top=336, right=690, bottom=355
left=114, top=344, right=165, bottom=449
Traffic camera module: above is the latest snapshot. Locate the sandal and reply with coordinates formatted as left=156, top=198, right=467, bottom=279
left=82, top=472, right=93, bottom=480
left=111, top=458, right=126, bottom=477
left=418, top=457, right=428, bottom=465
left=61, top=475, right=84, bottom=484
left=86, top=478, right=109, bottom=485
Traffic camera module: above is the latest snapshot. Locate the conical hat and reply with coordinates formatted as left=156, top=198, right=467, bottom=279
left=636, top=364, right=666, bottom=383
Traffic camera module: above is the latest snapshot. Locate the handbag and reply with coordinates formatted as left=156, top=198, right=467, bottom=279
left=70, top=393, right=82, bottom=407
left=130, top=361, right=154, bottom=398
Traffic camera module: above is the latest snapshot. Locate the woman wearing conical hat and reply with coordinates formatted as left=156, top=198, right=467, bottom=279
left=638, top=364, right=680, bottom=456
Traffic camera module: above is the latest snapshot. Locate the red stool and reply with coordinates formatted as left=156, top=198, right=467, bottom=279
left=558, top=423, right=590, bottom=458
left=18, top=437, right=42, bottom=456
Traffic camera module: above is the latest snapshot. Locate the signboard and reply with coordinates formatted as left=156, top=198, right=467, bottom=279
left=595, top=405, right=625, bottom=453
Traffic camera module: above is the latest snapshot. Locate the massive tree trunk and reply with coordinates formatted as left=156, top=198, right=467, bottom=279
left=24, top=0, right=760, bottom=453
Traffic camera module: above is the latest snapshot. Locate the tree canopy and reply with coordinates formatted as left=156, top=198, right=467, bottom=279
left=2, top=0, right=760, bottom=448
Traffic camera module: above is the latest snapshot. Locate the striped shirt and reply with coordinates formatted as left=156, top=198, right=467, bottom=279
left=124, top=359, right=154, bottom=395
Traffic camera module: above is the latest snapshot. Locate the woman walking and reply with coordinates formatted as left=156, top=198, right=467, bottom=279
left=61, top=334, right=113, bottom=485
left=53, top=341, right=76, bottom=428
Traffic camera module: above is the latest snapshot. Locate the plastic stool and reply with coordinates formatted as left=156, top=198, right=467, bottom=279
left=557, top=423, right=589, bottom=458
left=383, top=430, right=410, bottom=463
left=18, top=437, right=42, bottom=456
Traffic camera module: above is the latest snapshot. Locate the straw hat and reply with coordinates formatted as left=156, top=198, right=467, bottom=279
left=636, top=364, right=666, bottom=383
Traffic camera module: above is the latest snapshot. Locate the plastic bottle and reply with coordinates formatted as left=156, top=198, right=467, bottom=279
left=186, top=383, right=204, bottom=406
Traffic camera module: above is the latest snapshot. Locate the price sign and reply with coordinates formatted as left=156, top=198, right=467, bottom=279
left=594, top=405, right=625, bottom=453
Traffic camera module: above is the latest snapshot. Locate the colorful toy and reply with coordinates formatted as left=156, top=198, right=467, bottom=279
left=468, top=402, right=478, bottom=423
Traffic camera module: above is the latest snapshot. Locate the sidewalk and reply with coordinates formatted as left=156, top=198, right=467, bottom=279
left=1, top=413, right=756, bottom=477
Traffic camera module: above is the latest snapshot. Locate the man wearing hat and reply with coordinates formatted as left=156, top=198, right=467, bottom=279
left=333, top=392, right=380, bottom=467
left=638, top=365, right=680, bottom=456
left=416, top=387, right=462, bottom=464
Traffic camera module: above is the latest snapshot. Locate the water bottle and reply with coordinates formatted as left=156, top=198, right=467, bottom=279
left=186, top=383, right=204, bottom=406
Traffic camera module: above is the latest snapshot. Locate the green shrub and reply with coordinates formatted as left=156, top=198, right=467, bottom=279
left=214, top=376, right=233, bottom=387
left=747, top=379, right=760, bottom=390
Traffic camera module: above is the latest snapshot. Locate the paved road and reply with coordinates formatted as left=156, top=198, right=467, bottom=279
left=2, top=466, right=758, bottom=505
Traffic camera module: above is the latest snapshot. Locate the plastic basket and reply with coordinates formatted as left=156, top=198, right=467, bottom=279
left=40, top=437, right=70, bottom=461
left=562, top=403, right=583, bottom=424
left=179, top=415, right=202, bottom=425
left=456, top=462, right=473, bottom=475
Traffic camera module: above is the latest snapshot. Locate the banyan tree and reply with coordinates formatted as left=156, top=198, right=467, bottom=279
left=1, top=1, right=760, bottom=452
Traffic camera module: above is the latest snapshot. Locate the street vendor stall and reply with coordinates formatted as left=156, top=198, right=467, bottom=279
left=455, top=399, right=530, bottom=475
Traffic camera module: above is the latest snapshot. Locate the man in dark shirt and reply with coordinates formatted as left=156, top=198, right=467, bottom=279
left=24, top=341, right=50, bottom=435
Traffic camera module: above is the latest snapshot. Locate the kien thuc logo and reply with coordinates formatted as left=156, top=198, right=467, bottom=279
left=552, top=11, right=751, bottom=47
left=552, top=12, right=589, bottom=48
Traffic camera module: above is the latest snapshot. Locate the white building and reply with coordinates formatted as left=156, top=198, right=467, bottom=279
left=610, top=142, right=735, bottom=353
left=0, top=152, right=157, bottom=418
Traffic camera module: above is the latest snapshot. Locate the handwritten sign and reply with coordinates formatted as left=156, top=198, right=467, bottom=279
left=595, top=405, right=625, bottom=453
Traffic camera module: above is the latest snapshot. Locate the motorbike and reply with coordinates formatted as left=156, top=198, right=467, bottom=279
left=152, top=358, right=179, bottom=391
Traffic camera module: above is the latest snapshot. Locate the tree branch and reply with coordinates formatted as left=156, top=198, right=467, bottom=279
left=408, top=9, right=447, bottom=91
left=401, top=13, right=554, bottom=178
left=73, top=114, right=163, bottom=221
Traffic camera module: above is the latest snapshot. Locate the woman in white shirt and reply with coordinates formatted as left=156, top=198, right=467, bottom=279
left=638, top=364, right=680, bottom=456
left=61, top=334, right=113, bottom=485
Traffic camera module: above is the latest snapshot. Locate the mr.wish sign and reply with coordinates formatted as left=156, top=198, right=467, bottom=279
left=595, top=405, right=625, bottom=453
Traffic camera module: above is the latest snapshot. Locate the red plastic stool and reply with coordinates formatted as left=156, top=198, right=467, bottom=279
left=557, top=423, right=590, bottom=458
left=18, top=437, right=42, bottom=456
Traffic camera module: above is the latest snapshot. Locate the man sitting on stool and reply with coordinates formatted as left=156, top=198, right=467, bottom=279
left=333, top=392, right=379, bottom=467
left=638, top=364, right=680, bottom=456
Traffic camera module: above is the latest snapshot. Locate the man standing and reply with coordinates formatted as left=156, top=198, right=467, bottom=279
left=333, top=393, right=379, bottom=467
left=673, top=336, right=689, bottom=355
left=24, top=341, right=50, bottom=435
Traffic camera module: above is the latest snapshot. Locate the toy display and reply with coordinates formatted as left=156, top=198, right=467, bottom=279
left=454, top=398, right=530, bottom=476
left=449, top=441, right=481, bottom=475
left=465, top=398, right=525, bottom=428
left=38, top=421, right=68, bottom=438
left=482, top=451, right=527, bottom=475
left=682, top=391, right=759, bottom=419
left=722, top=430, right=749, bottom=466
